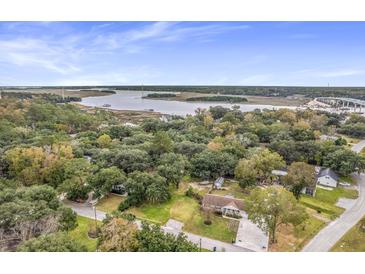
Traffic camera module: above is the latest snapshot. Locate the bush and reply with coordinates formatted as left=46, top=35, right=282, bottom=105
left=185, top=186, right=194, bottom=197
left=118, top=200, right=131, bottom=212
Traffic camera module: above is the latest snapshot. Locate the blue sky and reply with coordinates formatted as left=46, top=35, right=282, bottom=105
left=1, top=22, right=365, bottom=86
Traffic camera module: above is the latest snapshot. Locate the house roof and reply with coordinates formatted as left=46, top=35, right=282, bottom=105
left=318, top=168, right=339, bottom=181
left=202, top=194, right=244, bottom=211
left=271, top=169, right=288, bottom=176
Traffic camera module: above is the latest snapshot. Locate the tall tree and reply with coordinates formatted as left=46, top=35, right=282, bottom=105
left=89, top=167, right=126, bottom=198
left=98, top=218, right=139, bottom=252
left=245, top=186, right=308, bottom=244
left=283, top=162, right=316, bottom=199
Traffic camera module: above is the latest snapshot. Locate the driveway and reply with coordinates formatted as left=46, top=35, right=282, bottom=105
left=234, top=215, right=268, bottom=252
left=302, top=139, right=365, bottom=252
left=351, top=139, right=365, bottom=153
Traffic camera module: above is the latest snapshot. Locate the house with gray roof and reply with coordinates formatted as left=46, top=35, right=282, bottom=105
left=316, top=168, right=339, bottom=188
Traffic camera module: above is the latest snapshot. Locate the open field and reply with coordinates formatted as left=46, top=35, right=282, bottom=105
left=96, top=194, right=125, bottom=213
left=69, top=216, right=100, bottom=252
left=331, top=217, right=365, bottom=251
left=126, top=183, right=238, bottom=243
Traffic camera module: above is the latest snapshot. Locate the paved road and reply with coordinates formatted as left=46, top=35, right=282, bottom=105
left=302, top=139, right=365, bottom=252
left=64, top=201, right=251, bottom=252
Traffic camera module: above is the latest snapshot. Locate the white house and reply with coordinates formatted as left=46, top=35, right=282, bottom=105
left=316, top=168, right=339, bottom=188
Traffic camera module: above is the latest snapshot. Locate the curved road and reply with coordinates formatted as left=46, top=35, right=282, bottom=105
left=302, top=139, right=365, bottom=252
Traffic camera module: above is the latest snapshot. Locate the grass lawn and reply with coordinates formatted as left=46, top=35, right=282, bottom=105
left=300, top=187, right=358, bottom=220
left=127, top=184, right=238, bottom=243
left=300, top=195, right=344, bottom=220
left=96, top=194, right=125, bottom=213
left=331, top=217, right=365, bottom=251
left=271, top=213, right=326, bottom=252
left=315, top=187, right=358, bottom=204
left=69, top=216, right=100, bottom=252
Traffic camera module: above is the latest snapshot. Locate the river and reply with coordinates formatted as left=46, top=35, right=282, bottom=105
left=80, top=90, right=294, bottom=116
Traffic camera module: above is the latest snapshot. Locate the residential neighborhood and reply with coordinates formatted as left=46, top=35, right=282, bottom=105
left=1, top=21, right=365, bottom=256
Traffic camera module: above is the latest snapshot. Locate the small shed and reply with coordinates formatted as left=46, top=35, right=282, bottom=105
left=213, top=177, right=224, bottom=189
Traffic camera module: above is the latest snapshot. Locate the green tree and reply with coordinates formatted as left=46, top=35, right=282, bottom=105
left=58, top=207, right=78, bottom=232
left=234, top=159, right=257, bottom=189
left=323, top=148, right=365, bottom=176
left=245, top=186, right=308, bottom=244
left=89, top=167, right=126, bottom=198
left=17, top=232, right=87, bottom=252
left=190, top=150, right=238, bottom=179
left=137, top=222, right=198, bottom=252
left=157, top=153, right=189, bottom=188
left=150, top=131, right=173, bottom=156
left=235, top=149, right=285, bottom=186
left=59, top=158, right=92, bottom=201
left=97, top=134, right=112, bottom=148
left=112, top=149, right=150, bottom=173
left=283, top=162, right=316, bottom=199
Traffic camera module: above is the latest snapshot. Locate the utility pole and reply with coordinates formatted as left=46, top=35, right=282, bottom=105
left=93, top=205, right=98, bottom=233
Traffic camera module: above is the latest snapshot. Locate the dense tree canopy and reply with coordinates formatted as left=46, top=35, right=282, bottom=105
left=17, top=232, right=87, bottom=252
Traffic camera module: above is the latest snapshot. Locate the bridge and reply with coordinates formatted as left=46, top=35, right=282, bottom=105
left=315, top=97, right=365, bottom=112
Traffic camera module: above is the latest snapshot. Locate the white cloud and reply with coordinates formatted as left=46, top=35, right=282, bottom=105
left=92, top=22, right=250, bottom=51
left=0, top=37, right=82, bottom=75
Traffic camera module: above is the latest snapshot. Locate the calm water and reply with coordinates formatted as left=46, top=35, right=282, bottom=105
left=81, top=91, right=293, bottom=116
